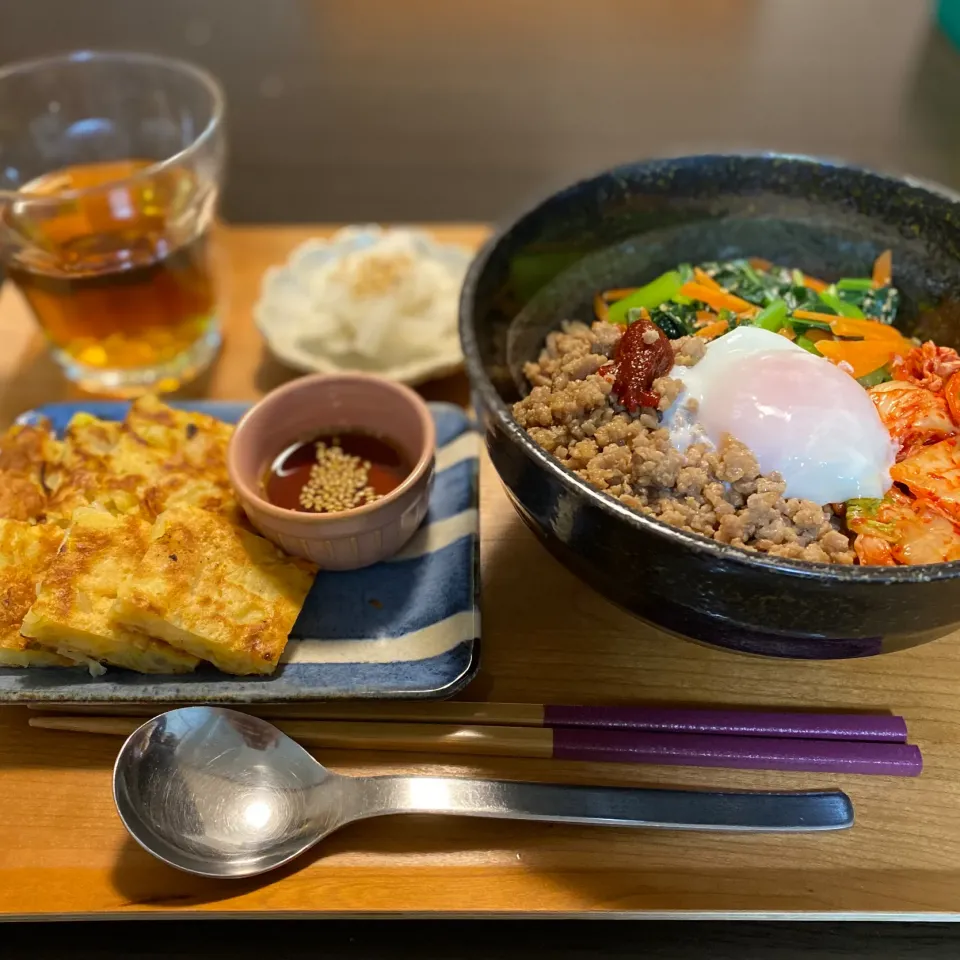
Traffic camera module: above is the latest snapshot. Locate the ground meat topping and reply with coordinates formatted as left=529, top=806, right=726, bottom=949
left=513, top=319, right=856, bottom=564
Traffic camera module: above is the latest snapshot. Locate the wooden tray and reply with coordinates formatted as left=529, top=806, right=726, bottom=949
left=2, top=226, right=960, bottom=918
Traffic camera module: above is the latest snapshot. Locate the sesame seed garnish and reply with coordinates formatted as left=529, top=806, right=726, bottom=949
left=297, top=440, right=384, bottom=513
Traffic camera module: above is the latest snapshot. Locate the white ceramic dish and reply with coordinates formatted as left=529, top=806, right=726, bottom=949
left=254, top=226, right=471, bottom=385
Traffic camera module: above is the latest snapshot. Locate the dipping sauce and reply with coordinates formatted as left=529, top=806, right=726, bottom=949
left=264, top=431, right=410, bottom=514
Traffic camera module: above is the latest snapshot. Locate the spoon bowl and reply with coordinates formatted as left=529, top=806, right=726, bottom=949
left=114, top=707, right=855, bottom=879
left=114, top=707, right=352, bottom=877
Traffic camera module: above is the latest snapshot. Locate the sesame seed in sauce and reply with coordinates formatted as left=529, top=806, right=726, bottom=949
left=264, top=430, right=410, bottom=514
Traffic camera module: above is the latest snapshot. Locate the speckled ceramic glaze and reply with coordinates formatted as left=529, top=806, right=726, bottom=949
left=228, top=373, right=436, bottom=569
left=460, top=154, right=960, bottom=659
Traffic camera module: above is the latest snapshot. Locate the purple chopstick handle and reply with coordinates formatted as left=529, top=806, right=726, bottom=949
left=543, top=705, right=908, bottom=743
left=551, top=728, right=923, bottom=776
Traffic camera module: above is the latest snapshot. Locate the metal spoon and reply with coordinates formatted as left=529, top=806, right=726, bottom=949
left=113, top=707, right=854, bottom=878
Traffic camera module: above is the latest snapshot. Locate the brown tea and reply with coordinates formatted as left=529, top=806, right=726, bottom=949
left=2, top=158, right=217, bottom=379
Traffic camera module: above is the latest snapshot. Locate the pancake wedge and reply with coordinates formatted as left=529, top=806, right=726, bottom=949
left=0, top=518, right=73, bottom=667
left=0, top=420, right=58, bottom=522
left=43, top=413, right=134, bottom=521
left=117, top=395, right=240, bottom=522
left=113, top=505, right=316, bottom=675
left=43, top=398, right=243, bottom=526
left=21, top=507, right=199, bottom=674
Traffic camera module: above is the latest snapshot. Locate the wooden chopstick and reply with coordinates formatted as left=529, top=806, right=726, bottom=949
left=27, top=701, right=544, bottom=726
left=27, top=701, right=909, bottom=742
left=27, top=715, right=923, bottom=776
left=29, top=715, right=554, bottom=757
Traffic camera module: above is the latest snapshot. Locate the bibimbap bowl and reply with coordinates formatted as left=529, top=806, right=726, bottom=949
left=460, top=154, right=960, bottom=659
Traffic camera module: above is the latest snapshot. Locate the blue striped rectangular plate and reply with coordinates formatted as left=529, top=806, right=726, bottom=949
left=0, top=400, right=480, bottom=702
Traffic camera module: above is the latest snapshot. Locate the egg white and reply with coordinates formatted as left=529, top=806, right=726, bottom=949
left=663, top=326, right=896, bottom=504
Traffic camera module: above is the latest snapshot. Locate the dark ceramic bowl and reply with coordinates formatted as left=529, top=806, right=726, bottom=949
left=460, top=154, right=960, bottom=659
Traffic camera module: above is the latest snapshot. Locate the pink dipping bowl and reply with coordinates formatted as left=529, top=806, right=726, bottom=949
left=227, top=373, right=436, bottom=569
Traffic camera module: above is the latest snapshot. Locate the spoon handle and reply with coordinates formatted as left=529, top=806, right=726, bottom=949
left=354, top=777, right=854, bottom=832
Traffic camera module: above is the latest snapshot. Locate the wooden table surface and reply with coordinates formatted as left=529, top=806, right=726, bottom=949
left=3, top=225, right=960, bottom=918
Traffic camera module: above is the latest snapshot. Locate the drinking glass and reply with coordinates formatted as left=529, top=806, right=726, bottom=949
left=0, top=51, right=225, bottom=395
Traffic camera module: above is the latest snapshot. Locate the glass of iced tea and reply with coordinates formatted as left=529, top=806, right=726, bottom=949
left=0, top=51, right=225, bottom=395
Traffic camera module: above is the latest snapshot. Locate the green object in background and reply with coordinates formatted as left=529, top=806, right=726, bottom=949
left=788, top=316, right=833, bottom=332
left=818, top=286, right=865, bottom=318
left=795, top=335, right=820, bottom=355
left=753, top=299, right=788, bottom=332
left=608, top=269, right=685, bottom=325
left=857, top=365, right=893, bottom=388
left=837, top=277, right=874, bottom=292
left=939, top=0, right=960, bottom=49
left=508, top=250, right=585, bottom=301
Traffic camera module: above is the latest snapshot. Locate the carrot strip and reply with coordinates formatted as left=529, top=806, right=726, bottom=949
left=872, top=249, right=892, bottom=288
left=748, top=257, right=773, bottom=271
left=799, top=272, right=828, bottom=293
left=778, top=326, right=797, bottom=341
left=792, top=309, right=843, bottom=324
left=696, top=319, right=729, bottom=340
left=815, top=338, right=908, bottom=378
left=695, top=310, right=719, bottom=326
left=946, top=371, right=960, bottom=426
left=678, top=282, right=757, bottom=315
left=793, top=310, right=911, bottom=351
left=594, top=292, right=610, bottom=323
left=601, top=287, right=638, bottom=303
left=829, top=316, right=906, bottom=342
left=693, top=267, right=724, bottom=292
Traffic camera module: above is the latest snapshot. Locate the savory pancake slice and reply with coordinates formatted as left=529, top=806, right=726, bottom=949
left=0, top=518, right=73, bottom=667
left=43, top=398, right=243, bottom=525
left=0, top=419, right=58, bottom=522
left=113, top=505, right=315, bottom=675
left=43, top=413, right=137, bottom=521
left=110, top=396, right=243, bottom=523
left=21, top=507, right=199, bottom=674
left=140, top=472, right=248, bottom=528
left=125, top=394, right=233, bottom=449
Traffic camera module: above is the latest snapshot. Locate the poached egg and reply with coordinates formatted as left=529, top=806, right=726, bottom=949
left=664, top=326, right=896, bottom=503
